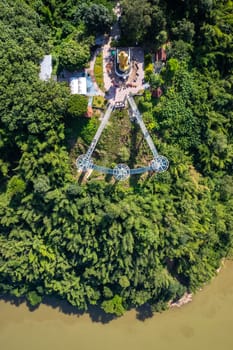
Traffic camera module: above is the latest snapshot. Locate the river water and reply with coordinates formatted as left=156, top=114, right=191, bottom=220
left=1, top=261, right=233, bottom=350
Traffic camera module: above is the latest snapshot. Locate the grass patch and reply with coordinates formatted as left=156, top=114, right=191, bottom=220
left=94, top=51, right=104, bottom=91
left=95, top=109, right=152, bottom=169
left=92, top=96, right=106, bottom=109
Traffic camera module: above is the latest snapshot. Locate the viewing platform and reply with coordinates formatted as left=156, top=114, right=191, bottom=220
left=76, top=95, right=169, bottom=181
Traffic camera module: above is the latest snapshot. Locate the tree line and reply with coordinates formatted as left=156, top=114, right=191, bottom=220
left=0, top=0, right=232, bottom=316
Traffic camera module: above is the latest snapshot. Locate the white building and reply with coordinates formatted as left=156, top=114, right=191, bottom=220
left=39, top=55, right=52, bottom=81
left=70, top=77, right=87, bottom=95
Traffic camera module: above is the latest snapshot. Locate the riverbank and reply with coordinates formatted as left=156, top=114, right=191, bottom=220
left=1, top=260, right=233, bottom=350
left=169, top=258, right=227, bottom=309
left=169, top=292, right=193, bottom=308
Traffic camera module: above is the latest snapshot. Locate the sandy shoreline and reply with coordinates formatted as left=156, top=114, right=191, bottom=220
left=169, top=292, right=193, bottom=308
left=169, top=259, right=227, bottom=309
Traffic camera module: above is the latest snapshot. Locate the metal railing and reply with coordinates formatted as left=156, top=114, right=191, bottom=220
left=76, top=95, right=169, bottom=180
left=127, top=94, right=158, bottom=158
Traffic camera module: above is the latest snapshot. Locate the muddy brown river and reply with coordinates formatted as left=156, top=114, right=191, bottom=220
left=1, top=260, right=233, bottom=350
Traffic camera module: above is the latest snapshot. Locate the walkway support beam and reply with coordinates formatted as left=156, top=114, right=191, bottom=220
left=85, top=102, right=114, bottom=160
left=127, top=94, right=159, bottom=158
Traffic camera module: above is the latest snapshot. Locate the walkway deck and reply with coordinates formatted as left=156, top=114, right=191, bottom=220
left=76, top=95, right=169, bottom=180
left=86, top=102, right=114, bottom=160
left=127, top=95, right=158, bottom=158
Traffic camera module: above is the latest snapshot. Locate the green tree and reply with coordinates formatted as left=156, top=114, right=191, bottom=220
left=83, top=4, right=113, bottom=34
left=7, top=176, right=26, bottom=198
left=120, top=0, right=152, bottom=44
left=172, top=19, right=195, bottom=42
left=59, top=40, right=90, bottom=71
left=67, top=95, right=88, bottom=118
left=101, top=295, right=125, bottom=316
left=27, top=291, right=42, bottom=306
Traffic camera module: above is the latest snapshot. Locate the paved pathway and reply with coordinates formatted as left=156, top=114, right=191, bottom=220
left=84, top=1, right=145, bottom=103
left=101, top=3, right=145, bottom=103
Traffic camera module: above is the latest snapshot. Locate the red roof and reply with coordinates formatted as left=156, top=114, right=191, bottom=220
left=86, top=106, right=93, bottom=118
left=155, top=48, right=166, bottom=62
left=152, top=87, right=163, bottom=98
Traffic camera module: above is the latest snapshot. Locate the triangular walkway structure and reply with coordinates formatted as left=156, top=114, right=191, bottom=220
left=76, top=94, right=169, bottom=181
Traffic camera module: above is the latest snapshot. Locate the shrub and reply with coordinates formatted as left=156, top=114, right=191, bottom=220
left=94, top=52, right=104, bottom=91
left=80, top=116, right=99, bottom=144
left=101, top=295, right=125, bottom=316
left=92, top=96, right=106, bottom=109
left=144, top=63, right=154, bottom=82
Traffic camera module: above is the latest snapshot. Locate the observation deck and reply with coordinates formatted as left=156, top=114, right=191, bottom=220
left=76, top=95, right=169, bottom=180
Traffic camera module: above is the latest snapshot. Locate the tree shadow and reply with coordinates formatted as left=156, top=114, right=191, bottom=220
left=136, top=303, right=154, bottom=321
left=104, top=173, right=114, bottom=183
left=0, top=294, right=160, bottom=323
left=42, top=296, right=85, bottom=317
left=0, top=294, right=117, bottom=324
left=64, top=116, right=89, bottom=152
left=78, top=171, right=86, bottom=184
left=0, top=294, right=25, bottom=307
left=128, top=124, right=145, bottom=187
left=105, top=85, right=116, bottom=101
left=0, top=294, right=40, bottom=312
left=129, top=173, right=142, bottom=188
left=128, top=123, right=139, bottom=169
left=87, top=305, right=117, bottom=324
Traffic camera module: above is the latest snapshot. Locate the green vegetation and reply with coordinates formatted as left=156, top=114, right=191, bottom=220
left=120, top=0, right=166, bottom=47
left=92, top=96, right=106, bottom=109
left=59, top=40, right=90, bottom=72
left=80, top=117, right=100, bottom=144
left=101, top=295, right=125, bottom=316
left=0, top=0, right=233, bottom=318
left=90, top=109, right=153, bottom=170
left=27, top=291, right=42, bottom=307
left=26, top=0, right=113, bottom=73
left=83, top=3, right=114, bottom=35
left=67, top=95, right=88, bottom=118
left=94, top=51, right=105, bottom=91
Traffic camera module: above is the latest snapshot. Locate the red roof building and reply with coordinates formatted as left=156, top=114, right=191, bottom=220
left=155, top=48, right=167, bottom=62
left=152, top=87, right=163, bottom=98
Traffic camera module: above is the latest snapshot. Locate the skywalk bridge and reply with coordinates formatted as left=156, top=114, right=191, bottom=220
left=76, top=95, right=169, bottom=181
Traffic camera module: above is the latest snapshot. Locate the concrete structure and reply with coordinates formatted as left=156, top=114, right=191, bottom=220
left=70, top=77, right=87, bottom=95
left=39, top=55, right=52, bottom=81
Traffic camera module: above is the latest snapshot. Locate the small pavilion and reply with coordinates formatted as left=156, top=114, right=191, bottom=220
left=70, top=77, right=87, bottom=95
left=39, top=55, right=52, bottom=81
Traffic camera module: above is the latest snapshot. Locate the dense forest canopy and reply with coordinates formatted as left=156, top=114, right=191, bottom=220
left=0, top=0, right=233, bottom=316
